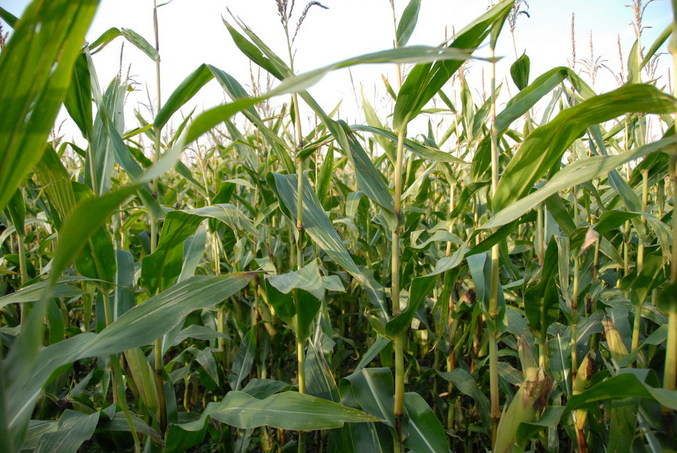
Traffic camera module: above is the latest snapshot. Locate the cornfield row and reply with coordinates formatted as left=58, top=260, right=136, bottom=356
left=0, top=0, right=676, bottom=452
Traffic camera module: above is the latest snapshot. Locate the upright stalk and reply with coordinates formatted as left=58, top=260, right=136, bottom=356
left=488, top=45, right=501, bottom=447
left=631, top=170, right=649, bottom=354
left=389, top=3, right=406, bottom=447
left=151, top=0, right=167, bottom=434
left=664, top=1, right=677, bottom=433
left=392, top=128, right=406, bottom=450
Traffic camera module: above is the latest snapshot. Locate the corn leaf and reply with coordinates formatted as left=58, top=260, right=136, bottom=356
left=0, top=0, right=99, bottom=213
left=178, top=390, right=380, bottom=431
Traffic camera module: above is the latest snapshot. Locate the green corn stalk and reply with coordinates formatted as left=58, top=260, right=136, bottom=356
left=151, top=0, right=168, bottom=435
left=665, top=0, right=677, bottom=434
left=488, top=41, right=502, bottom=448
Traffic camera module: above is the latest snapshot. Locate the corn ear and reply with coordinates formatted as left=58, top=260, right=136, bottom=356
left=603, top=318, right=629, bottom=364
left=494, top=366, right=553, bottom=453
left=572, top=352, right=595, bottom=451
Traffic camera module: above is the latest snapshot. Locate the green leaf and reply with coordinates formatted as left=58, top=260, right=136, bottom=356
left=393, top=0, right=513, bottom=129
left=482, top=136, right=677, bottom=229
left=89, top=27, right=158, bottom=62
left=35, top=410, right=99, bottom=453
left=341, top=368, right=395, bottom=427
left=492, top=84, right=677, bottom=212
left=524, top=238, right=560, bottom=339
left=230, top=328, right=257, bottom=391
left=5, top=274, right=253, bottom=440
left=565, top=372, right=677, bottom=412
left=353, top=125, right=466, bottom=164
left=268, top=260, right=326, bottom=301
left=403, top=392, right=450, bottom=453
left=124, top=348, right=160, bottom=420
left=395, top=0, right=421, bottom=47
left=5, top=189, right=26, bottom=237
left=0, top=278, right=85, bottom=309
left=154, top=64, right=213, bottom=129
left=0, top=0, right=99, bottom=213
left=317, top=146, right=334, bottom=209
left=86, top=78, right=125, bottom=196
left=510, top=53, right=530, bottom=90
left=64, top=52, right=93, bottom=140
left=386, top=244, right=468, bottom=337
left=0, top=7, right=18, bottom=27
left=142, top=204, right=256, bottom=293
left=113, top=250, right=135, bottom=320
left=271, top=172, right=385, bottom=313
left=178, top=391, right=380, bottom=431
left=266, top=261, right=324, bottom=340
left=437, top=369, right=491, bottom=431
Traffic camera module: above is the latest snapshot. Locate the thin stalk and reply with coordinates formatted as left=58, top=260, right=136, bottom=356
left=571, top=190, right=580, bottom=377
left=392, top=128, right=406, bottom=450
left=631, top=169, right=649, bottom=354
left=536, top=206, right=544, bottom=266
left=488, top=45, right=501, bottom=447
left=17, top=232, right=28, bottom=325
left=281, top=15, right=309, bottom=450
left=151, top=0, right=167, bottom=434
left=664, top=3, right=677, bottom=433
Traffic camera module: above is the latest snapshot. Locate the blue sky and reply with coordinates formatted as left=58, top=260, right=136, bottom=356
left=2, top=0, right=673, bottom=137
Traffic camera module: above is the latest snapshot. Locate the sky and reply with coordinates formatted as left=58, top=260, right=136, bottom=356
left=1, top=0, right=673, bottom=142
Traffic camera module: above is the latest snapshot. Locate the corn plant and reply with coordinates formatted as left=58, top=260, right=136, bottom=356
left=1, top=0, right=677, bottom=451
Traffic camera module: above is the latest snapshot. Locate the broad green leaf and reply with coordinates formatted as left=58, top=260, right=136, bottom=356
left=565, top=372, right=677, bottom=412
left=6, top=273, right=255, bottom=437
left=228, top=327, right=256, bottom=390
left=437, top=369, right=491, bottom=431
left=113, top=250, right=134, bottom=320
left=0, top=278, right=84, bottom=309
left=354, top=337, right=392, bottom=373
left=268, top=260, right=326, bottom=301
left=524, top=238, right=560, bottom=339
left=64, top=52, right=93, bottom=140
left=353, top=125, right=466, bottom=164
left=630, top=251, right=664, bottom=308
left=336, top=123, right=395, bottom=219
left=5, top=189, right=26, bottom=237
left=0, top=0, right=99, bottom=213
left=89, top=27, right=158, bottom=62
left=608, top=400, right=638, bottom=453
left=492, top=84, right=677, bottom=212
left=386, top=244, right=468, bottom=337
left=124, top=348, right=160, bottom=421
left=306, top=340, right=340, bottom=402
left=317, top=145, right=335, bottom=209
left=641, top=25, right=671, bottom=70
left=241, top=379, right=291, bottom=399
left=85, top=77, right=125, bottom=196
left=35, top=410, right=99, bottom=453
left=182, top=43, right=479, bottom=145
left=0, top=7, right=18, bottom=26
left=154, top=63, right=214, bottom=129
left=271, top=172, right=385, bottom=313
left=341, top=368, right=395, bottom=427
left=142, top=204, right=256, bottom=293
left=178, top=391, right=380, bottom=431
left=403, top=392, right=450, bottom=453
left=482, top=136, right=677, bottom=229
left=395, top=0, right=421, bottom=47
left=393, top=0, right=513, bottom=129
left=510, top=53, right=530, bottom=90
